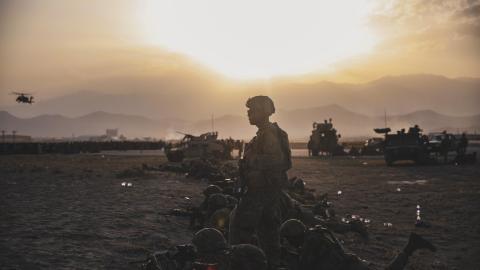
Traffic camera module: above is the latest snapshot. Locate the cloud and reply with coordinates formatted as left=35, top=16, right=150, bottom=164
left=460, top=3, right=480, bottom=17
left=370, top=0, right=480, bottom=33
left=367, top=1, right=478, bottom=61
left=325, top=0, right=480, bottom=82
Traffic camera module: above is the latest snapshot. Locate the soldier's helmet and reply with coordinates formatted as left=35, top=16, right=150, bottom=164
left=192, top=228, right=227, bottom=254
left=280, top=219, right=307, bottom=246
left=207, top=193, right=228, bottom=212
left=246, top=96, right=275, bottom=116
left=293, top=178, right=306, bottom=192
left=229, top=244, right=268, bottom=270
left=203, top=185, right=223, bottom=197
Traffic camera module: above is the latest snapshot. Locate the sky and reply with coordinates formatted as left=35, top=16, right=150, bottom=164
left=0, top=0, right=479, bottom=102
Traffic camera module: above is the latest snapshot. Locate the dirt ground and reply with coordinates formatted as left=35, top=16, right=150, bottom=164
left=1, top=154, right=479, bottom=270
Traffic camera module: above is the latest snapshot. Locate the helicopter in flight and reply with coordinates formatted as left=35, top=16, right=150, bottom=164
left=10, top=92, right=35, bottom=104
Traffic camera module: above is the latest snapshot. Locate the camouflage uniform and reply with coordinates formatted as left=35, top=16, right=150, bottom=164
left=299, top=226, right=370, bottom=270
left=280, top=220, right=435, bottom=270
left=300, top=227, right=428, bottom=270
left=229, top=121, right=291, bottom=268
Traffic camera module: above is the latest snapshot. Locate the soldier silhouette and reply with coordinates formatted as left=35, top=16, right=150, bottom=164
left=229, top=96, right=291, bottom=269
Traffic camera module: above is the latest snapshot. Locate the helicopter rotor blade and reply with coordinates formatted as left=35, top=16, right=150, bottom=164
left=10, top=91, right=33, bottom=96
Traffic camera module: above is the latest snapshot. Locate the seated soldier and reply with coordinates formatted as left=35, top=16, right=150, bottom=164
left=280, top=219, right=436, bottom=270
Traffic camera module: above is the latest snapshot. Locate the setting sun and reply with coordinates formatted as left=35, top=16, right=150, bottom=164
left=138, top=0, right=377, bottom=79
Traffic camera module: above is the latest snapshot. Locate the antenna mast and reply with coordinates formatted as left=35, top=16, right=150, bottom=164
left=211, top=113, right=215, bottom=133
left=384, top=109, right=387, bottom=128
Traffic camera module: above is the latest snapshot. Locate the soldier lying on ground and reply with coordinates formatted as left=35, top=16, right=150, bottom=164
left=283, top=177, right=368, bottom=238
left=141, top=228, right=268, bottom=270
left=286, top=177, right=316, bottom=204
left=280, top=219, right=436, bottom=270
left=163, top=184, right=237, bottom=233
left=283, top=192, right=369, bottom=239
left=160, top=185, right=224, bottom=229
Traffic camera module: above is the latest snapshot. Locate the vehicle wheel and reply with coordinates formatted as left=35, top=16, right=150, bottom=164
left=415, top=151, right=428, bottom=165
left=385, top=152, right=394, bottom=166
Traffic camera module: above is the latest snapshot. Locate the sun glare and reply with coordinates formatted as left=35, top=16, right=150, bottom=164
left=138, top=0, right=377, bottom=79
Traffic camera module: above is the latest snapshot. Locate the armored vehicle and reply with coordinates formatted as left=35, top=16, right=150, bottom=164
left=165, top=132, right=230, bottom=162
left=307, top=119, right=345, bottom=156
left=375, top=126, right=457, bottom=165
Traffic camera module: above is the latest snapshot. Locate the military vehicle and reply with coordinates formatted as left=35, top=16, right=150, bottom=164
left=165, top=132, right=230, bottom=162
left=375, top=126, right=458, bottom=165
left=307, top=119, right=345, bottom=156
left=378, top=128, right=428, bottom=165
left=360, top=137, right=384, bottom=155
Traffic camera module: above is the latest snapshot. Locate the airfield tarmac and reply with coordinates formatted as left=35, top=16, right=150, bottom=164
left=1, top=154, right=479, bottom=270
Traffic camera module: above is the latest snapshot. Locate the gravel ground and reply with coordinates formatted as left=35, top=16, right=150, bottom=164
left=1, top=154, right=479, bottom=269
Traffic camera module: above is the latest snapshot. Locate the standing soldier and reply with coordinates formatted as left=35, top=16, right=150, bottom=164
left=440, top=130, right=451, bottom=163
left=229, top=96, right=291, bottom=269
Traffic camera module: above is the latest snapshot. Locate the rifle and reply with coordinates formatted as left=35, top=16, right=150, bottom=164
left=159, top=208, right=194, bottom=217
left=234, top=159, right=247, bottom=198
left=233, top=142, right=247, bottom=198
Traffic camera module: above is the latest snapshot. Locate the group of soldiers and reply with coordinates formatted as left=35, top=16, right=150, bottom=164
left=219, top=138, right=244, bottom=159
left=143, top=96, right=437, bottom=270
left=429, top=130, right=470, bottom=163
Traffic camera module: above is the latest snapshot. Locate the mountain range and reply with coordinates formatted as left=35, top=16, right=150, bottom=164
left=1, top=105, right=479, bottom=140
left=2, top=74, right=480, bottom=121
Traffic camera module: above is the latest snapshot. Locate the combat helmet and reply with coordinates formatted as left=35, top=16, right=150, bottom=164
left=292, top=178, right=306, bottom=192
left=280, top=219, right=307, bottom=247
left=207, top=193, right=228, bottom=212
left=229, top=244, right=268, bottom=270
left=192, top=228, right=228, bottom=254
left=246, top=96, right=275, bottom=116
left=203, top=185, right=223, bottom=197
